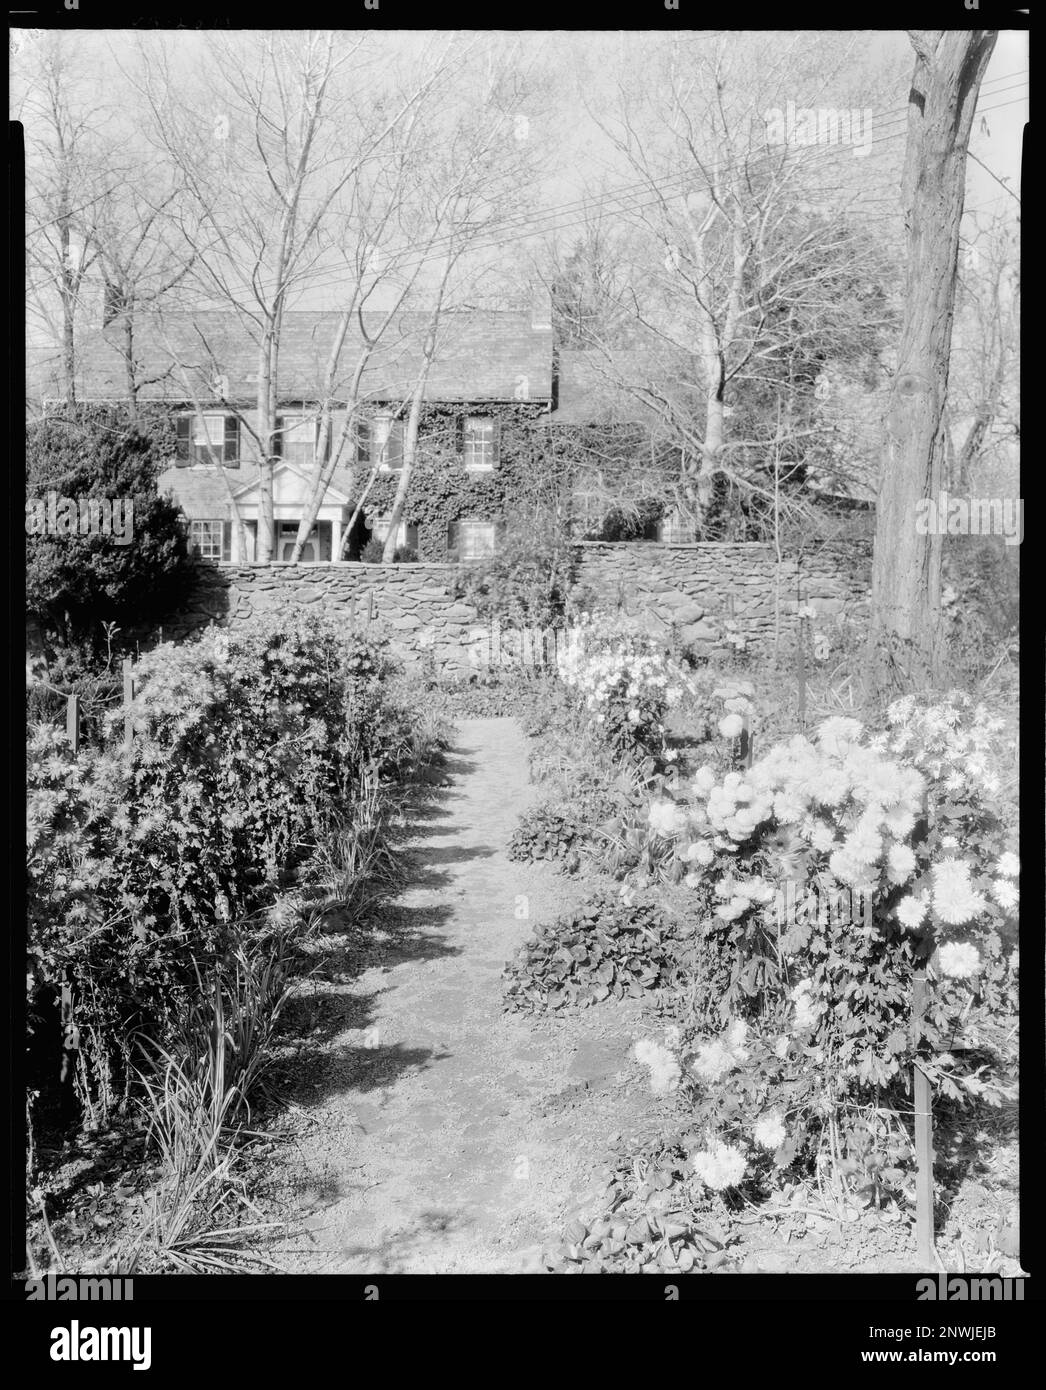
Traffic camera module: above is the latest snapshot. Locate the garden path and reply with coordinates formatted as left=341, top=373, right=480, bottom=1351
left=278, top=716, right=646, bottom=1273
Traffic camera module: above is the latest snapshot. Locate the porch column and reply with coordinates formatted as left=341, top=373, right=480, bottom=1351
left=330, top=517, right=342, bottom=562
left=229, top=515, right=242, bottom=563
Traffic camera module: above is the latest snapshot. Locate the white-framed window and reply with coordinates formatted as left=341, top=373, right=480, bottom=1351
left=189, top=519, right=226, bottom=561
left=276, top=413, right=319, bottom=467
left=450, top=519, right=496, bottom=561
left=193, top=412, right=226, bottom=453
left=658, top=511, right=696, bottom=543
left=374, top=413, right=404, bottom=471
left=371, top=514, right=418, bottom=552
left=463, top=415, right=498, bottom=470
left=176, top=412, right=239, bottom=466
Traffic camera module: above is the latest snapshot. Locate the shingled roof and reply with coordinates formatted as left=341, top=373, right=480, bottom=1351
left=60, top=308, right=553, bottom=405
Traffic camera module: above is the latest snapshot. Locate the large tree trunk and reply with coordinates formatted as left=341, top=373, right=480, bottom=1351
left=865, top=29, right=997, bottom=699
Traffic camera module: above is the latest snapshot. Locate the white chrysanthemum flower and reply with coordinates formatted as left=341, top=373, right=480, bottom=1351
left=774, top=1035, right=791, bottom=1059
left=996, top=852, right=1020, bottom=879
left=753, top=1113, right=787, bottom=1150
left=633, top=1038, right=682, bottom=1095
left=693, top=765, right=717, bottom=796
left=719, top=713, right=744, bottom=739
left=810, top=823, right=836, bottom=853
left=884, top=806, right=917, bottom=838
left=686, top=840, right=715, bottom=867
left=932, top=861, right=987, bottom=926
left=887, top=843, right=917, bottom=884
left=691, top=1143, right=747, bottom=1191
left=896, top=894, right=929, bottom=929
left=940, top=834, right=959, bottom=850
left=938, top=941, right=982, bottom=979
left=813, top=768, right=851, bottom=806
left=991, top=878, right=1019, bottom=913
left=691, top=1040, right=735, bottom=1083
left=648, top=799, right=684, bottom=838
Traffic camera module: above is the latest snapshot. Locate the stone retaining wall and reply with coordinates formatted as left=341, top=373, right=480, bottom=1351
left=575, top=541, right=871, bottom=651
left=167, top=540, right=871, bottom=673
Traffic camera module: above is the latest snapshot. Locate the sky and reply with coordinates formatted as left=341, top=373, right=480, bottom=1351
left=15, top=27, right=1026, bottom=317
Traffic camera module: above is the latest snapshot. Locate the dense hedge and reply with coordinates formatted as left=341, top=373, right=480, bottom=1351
left=26, top=613, right=401, bottom=1117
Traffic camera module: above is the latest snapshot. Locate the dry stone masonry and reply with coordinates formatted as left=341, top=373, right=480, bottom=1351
left=166, top=540, right=871, bottom=675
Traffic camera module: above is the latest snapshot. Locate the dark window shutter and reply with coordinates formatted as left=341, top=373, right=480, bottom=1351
left=491, top=417, right=501, bottom=466
left=455, top=416, right=465, bottom=460
left=224, top=416, right=240, bottom=466
left=175, top=415, right=191, bottom=465
left=447, top=520, right=457, bottom=555
left=273, top=415, right=283, bottom=461
left=357, top=419, right=370, bottom=466
left=221, top=521, right=232, bottom=562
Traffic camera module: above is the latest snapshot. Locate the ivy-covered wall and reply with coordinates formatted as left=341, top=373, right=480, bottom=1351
left=358, top=401, right=558, bottom=560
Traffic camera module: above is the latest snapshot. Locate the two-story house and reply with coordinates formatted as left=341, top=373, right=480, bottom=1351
left=49, top=297, right=555, bottom=562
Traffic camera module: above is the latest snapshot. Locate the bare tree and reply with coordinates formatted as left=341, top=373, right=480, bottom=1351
left=18, top=33, right=111, bottom=406
left=131, top=31, right=433, bottom=561
left=564, top=32, right=901, bottom=534
left=866, top=28, right=997, bottom=696
left=373, top=42, right=549, bottom=561
left=945, top=212, right=1019, bottom=495
left=87, top=176, right=198, bottom=415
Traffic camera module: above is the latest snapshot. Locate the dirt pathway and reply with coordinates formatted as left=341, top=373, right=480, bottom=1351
left=276, top=717, right=649, bottom=1274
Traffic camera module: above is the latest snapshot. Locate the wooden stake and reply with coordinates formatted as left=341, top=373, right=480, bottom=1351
left=122, top=656, right=134, bottom=748
left=65, top=694, right=80, bottom=755
left=912, top=967, right=935, bottom=1268
left=739, top=711, right=754, bottom=769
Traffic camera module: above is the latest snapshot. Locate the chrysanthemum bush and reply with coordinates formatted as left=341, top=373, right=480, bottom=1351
left=558, top=613, right=694, bottom=765
left=26, top=613, right=429, bottom=1123
left=621, top=696, right=1018, bottom=1209
left=593, top=680, right=753, bottom=883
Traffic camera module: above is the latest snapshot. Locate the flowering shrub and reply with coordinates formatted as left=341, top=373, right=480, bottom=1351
left=26, top=613, right=427, bottom=1120
left=621, top=699, right=1017, bottom=1165
left=558, top=615, right=693, bottom=765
